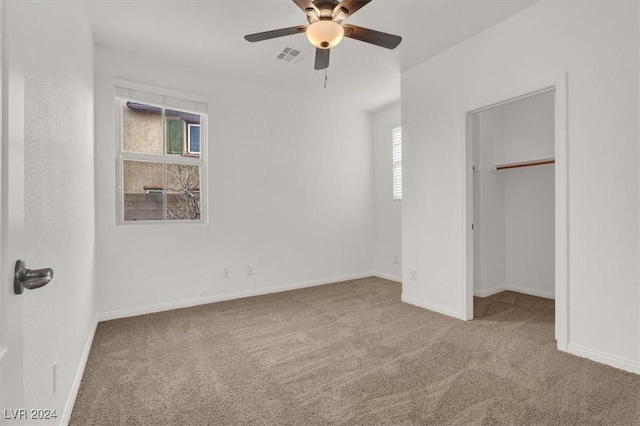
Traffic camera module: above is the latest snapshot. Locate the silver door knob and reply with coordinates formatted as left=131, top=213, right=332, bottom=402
left=14, top=259, right=53, bottom=295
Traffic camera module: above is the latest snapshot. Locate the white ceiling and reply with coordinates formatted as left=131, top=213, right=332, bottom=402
left=86, top=0, right=539, bottom=111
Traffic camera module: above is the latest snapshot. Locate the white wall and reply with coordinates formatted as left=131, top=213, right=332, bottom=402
left=402, top=0, right=639, bottom=372
left=503, top=93, right=555, bottom=298
left=499, top=92, right=554, bottom=164
left=95, top=47, right=374, bottom=317
left=473, top=107, right=506, bottom=295
left=5, top=0, right=96, bottom=422
left=372, top=102, right=402, bottom=281
left=504, top=166, right=554, bottom=297
left=474, top=92, right=555, bottom=299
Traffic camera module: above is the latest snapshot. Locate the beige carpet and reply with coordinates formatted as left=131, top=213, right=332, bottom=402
left=71, top=277, right=640, bottom=425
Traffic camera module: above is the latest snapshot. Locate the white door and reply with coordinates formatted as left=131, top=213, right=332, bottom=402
left=1, top=1, right=28, bottom=420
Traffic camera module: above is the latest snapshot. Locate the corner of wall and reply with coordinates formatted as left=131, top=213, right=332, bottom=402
left=400, top=293, right=466, bottom=321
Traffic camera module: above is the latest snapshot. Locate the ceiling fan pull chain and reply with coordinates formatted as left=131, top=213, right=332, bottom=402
left=324, top=69, right=328, bottom=89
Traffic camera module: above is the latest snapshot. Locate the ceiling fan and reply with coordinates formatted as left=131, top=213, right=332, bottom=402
left=244, top=0, right=402, bottom=70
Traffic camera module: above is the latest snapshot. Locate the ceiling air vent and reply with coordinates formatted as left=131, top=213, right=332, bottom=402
left=276, top=47, right=308, bottom=64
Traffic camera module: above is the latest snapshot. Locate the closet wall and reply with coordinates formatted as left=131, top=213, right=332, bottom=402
left=473, top=91, right=555, bottom=299
left=372, top=102, right=402, bottom=281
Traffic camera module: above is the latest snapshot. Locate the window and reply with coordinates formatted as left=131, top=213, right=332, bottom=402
left=392, top=126, right=402, bottom=200
left=116, top=88, right=207, bottom=223
left=188, top=124, right=201, bottom=154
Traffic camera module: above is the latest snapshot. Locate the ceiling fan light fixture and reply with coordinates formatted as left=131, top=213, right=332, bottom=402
left=306, top=20, right=344, bottom=49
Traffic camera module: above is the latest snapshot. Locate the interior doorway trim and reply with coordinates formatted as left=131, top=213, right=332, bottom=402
left=461, top=73, right=569, bottom=352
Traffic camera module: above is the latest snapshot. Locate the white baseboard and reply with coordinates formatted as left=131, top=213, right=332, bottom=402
left=60, top=317, right=98, bottom=426
left=373, top=271, right=402, bottom=283
left=474, top=284, right=555, bottom=300
left=474, top=285, right=506, bottom=298
left=568, top=343, right=640, bottom=375
left=506, top=284, right=554, bottom=299
left=97, top=272, right=374, bottom=322
left=401, top=294, right=465, bottom=320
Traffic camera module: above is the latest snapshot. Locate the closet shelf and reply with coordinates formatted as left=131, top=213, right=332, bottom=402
left=491, top=158, right=555, bottom=171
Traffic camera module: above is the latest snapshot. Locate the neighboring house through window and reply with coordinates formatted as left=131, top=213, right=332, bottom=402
left=116, top=88, right=207, bottom=223
left=393, top=126, right=402, bottom=200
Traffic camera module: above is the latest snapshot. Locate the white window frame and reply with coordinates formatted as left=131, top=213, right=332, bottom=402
left=392, top=126, right=402, bottom=201
left=115, top=85, right=208, bottom=225
left=187, top=123, right=201, bottom=154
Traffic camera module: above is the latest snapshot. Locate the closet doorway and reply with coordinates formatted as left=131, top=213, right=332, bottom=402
left=463, top=80, right=568, bottom=350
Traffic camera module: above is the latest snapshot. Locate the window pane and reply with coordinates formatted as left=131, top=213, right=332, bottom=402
left=166, top=119, right=184, bottom=155
left=123, top=160, right=164, bottom=221
left=188, top=124, right=201, bottom=154
left=122, top=102, right=163, bottom=154
left=166, top=163, right=201, bottom=220
left=166, top=109, right=201, bottom=157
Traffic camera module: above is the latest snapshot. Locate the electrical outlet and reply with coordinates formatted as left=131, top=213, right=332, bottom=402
left=411, top=269, right=417, bottom=280
left=246, top=265, right=254, bottom=276
left=393, top=255, right=399, bottom=264
left=223, top=268, right=230, bottom=279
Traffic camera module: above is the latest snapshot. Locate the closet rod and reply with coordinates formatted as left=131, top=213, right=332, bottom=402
left=494, top=158, right=555, bottom=171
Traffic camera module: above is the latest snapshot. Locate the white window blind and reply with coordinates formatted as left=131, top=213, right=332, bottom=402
left=392, top=126, right=402, bottom=200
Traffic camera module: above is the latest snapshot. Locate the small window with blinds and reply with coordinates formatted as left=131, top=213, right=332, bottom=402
left=116, top=86, right=207, bottom=224
left=392, top=126, right=402, bottom=200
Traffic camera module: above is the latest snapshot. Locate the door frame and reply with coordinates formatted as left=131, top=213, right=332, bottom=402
left=461, top=73, right=569, bottom=352
left=0, top=0, right=4, bottom=372
left=1, top=0, right=27, bottom=412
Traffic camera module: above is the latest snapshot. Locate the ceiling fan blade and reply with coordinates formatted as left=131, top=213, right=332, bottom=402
left=292, top=0, right=318, bottom=14
left=315, top=48, right=330, bottom=70
left=244, top=26, right=307, bottom=42
left=342, top=24, right=402, bottom=49
left=334, top=0, right=372, bottom=18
